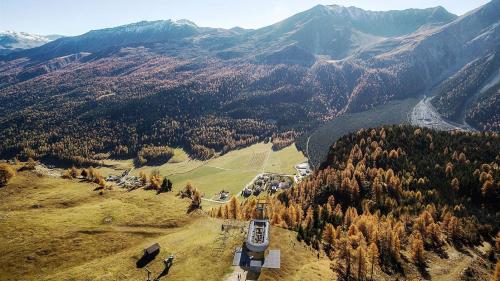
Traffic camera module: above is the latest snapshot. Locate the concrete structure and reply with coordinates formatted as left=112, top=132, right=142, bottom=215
left=294, top=162, right=312, bottom=182
left=246, top=219, right=269, bottom=253
left=232, top=248, right=280, bottom=270
left=232, top=200, right=280, bottom=273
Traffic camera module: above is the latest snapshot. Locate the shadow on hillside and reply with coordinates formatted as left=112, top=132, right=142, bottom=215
left=417, top=263, right=431, bottom=280
left=454, top=242, right=473, bottom=257
left=136, top=252, right=158, bottom=268
left=187, top=204, right=202, bottom=214
left=154, top=264, right=171, bottom=281
left=434, top=246, right=449, bottom=259
left=243, top=269, right=260, bottom=281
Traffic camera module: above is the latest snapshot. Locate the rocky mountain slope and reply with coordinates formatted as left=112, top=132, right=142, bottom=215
left=0, top=2, right=498, bottom=164
left=432, top=46, right=500, bottom=131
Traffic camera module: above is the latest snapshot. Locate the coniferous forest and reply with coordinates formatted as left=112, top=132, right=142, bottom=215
left=213, top=125, right=499, bottom=279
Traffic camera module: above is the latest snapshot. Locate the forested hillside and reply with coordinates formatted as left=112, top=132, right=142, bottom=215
left=214, top=125, right=499, bottom=279
left=0, top=2, right=498, bottom=165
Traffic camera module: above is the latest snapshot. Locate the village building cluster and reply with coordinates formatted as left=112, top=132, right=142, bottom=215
left=105, top=169, right=143, bottom=189
left=242, top=173, right=293, bottom=197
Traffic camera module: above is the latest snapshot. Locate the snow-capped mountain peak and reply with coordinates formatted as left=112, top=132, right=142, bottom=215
left=0, top=30, right=63, bottom=55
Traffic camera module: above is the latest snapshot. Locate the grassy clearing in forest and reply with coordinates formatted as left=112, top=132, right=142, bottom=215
left=263, top=144, right=307, bottom=175
left=97, top=143, right=306, bottom=197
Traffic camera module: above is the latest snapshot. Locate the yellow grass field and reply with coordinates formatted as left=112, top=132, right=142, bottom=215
left=0, top=169, right=332, bottom=281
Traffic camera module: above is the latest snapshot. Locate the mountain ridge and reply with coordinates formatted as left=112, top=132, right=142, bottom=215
left=3, top=4, right=458, bottom=62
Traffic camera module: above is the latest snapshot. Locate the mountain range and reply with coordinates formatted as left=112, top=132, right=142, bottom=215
left=0, top=1, right=498, bottom=164
left=0, top=31, right=63, bottom=55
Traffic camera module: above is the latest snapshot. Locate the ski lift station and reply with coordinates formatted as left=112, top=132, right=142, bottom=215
left=232, top=200, right=280, bottom=272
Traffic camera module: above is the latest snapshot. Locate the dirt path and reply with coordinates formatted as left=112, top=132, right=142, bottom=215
left=201, top=197, right=229, bottom=204
left=427, top=243, right=492, bottom=281
left=261, top=150, right=271, bottom=174
left=430, top=249, right=472, bottom=281
left=205, top=165, right=260, bottom=173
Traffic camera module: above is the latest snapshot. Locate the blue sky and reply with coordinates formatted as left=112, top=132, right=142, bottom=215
left=0, top=0, right=490, bottom=36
